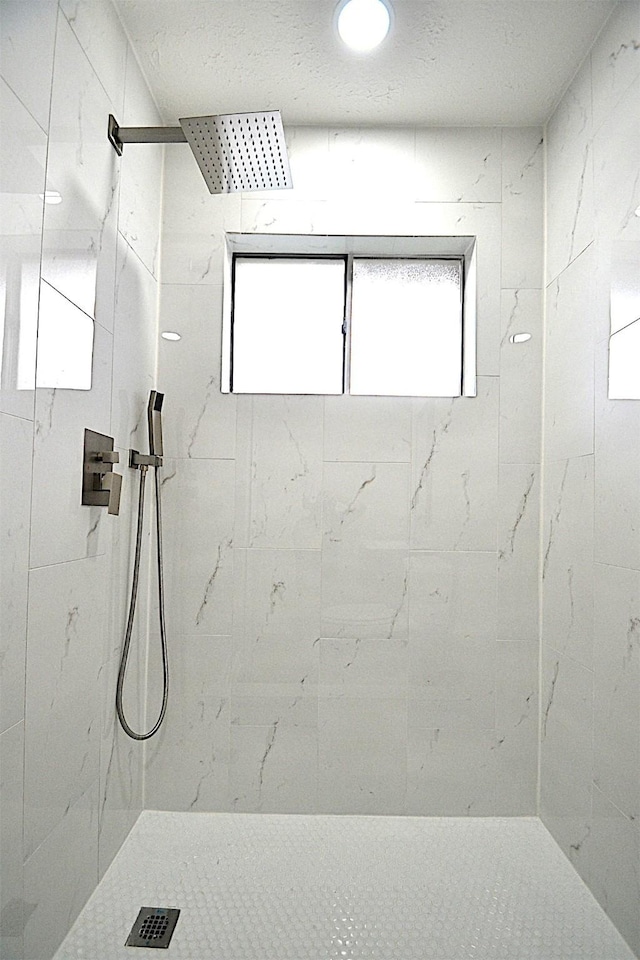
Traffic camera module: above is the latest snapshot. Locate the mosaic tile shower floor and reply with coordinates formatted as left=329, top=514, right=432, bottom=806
left=54, top=813, right=635, bottom=960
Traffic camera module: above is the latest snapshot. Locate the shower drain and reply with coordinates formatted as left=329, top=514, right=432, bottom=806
left=125, top=907, right=180, bottom=949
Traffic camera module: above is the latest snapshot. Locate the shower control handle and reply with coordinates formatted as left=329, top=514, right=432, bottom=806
left=81, top=429, right=123, bottom=516
left=103, top=470, right=122, bottom=516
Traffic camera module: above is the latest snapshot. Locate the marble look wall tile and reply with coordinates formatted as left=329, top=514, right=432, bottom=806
left=591, top=1, right=640, bottom=135
left=594, top=338, right=640, bottom=569
left=157, top=284, right=236, bottom=460
left=494, top=641, right=538, bottom=815
left=407, top=728, right=497, bottom=816
left=415, top=128, right=502, bottom=202
left=235, top=396, right=324, bottom=549
left=585, top=785, right=640, bottom=958
left=409, top=551, right=497, bottom=644
left=59, top=0, right=127, bottom=117
left=328, top=128, right=417, bottom=202
left=230, top=721, right=317, bottom=813
left=323, top=396, right=411, bottom=463
left=40, top=15, right=119, bottom=331
left=318, top=638, right=408, bottom=700
left=321, top=546, right=408, bottom=640
left=30, top=320, right=113, bottom=569
left=593, top=563, right=640, bottom=820
left=499, top=289, right=542, bottom=463
left=0, top=414, right=31, bottom=734
left=539, top=649, right=594, bottom=880
left=160, top=458, right=235, bottom=637
left=161, top=149, right=241, bottom=284
left=542, top=457, right=594, bottom=670
left=0, top=722, right=24, bottom=960
left=276, top=126, right=330, bottom=201
left=318, top=697, right=406, bottom=814
left=546, top=57, right=595, bottom=283
left=24, top=556, right=107, bottom=860
left=145, top=638, right=231, bottom=812
left=323, top=461, right=409, bottom=548
left=410, top=378, right=499, bottom=550
left=497, top=463, right=540, bottom=642
left=230, top=695, right=316, bottom=727
left=239, top=197, right=329, bottom=236
left=232, top=549, right=321, bottom=688
left=0, top=79, right=46, bottom=420
left=501, top=128, right=544, bottom=288
left=23, top=782, right=98, bottom=960
left=111, top=236, right=157, bottom=452
left=593, top=75, right=640, bottom=243
left=0, top=1, right=57, bottom=132
left=544, top=244, right=596, bottom=462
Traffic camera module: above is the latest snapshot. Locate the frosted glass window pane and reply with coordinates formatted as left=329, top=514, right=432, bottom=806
left=232, top=257, right=345, bottom=394
left=609, top=318, right=640, bottom=399
left=36, top=281, right=93, bottom=390
left=349, top=258, right=463, bottom=397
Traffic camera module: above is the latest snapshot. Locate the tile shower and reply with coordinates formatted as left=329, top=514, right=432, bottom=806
left=0, top=1, right=638, bottom=958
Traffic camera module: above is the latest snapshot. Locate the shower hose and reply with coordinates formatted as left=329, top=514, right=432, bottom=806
left=115, top=462, right=169, bottom=740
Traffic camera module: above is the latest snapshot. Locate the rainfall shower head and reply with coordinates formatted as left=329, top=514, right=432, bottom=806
left=108, top=111, right=293, bottom=195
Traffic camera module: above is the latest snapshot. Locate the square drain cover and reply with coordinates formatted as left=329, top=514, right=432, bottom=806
left=125, top=907, right=180, bottom=949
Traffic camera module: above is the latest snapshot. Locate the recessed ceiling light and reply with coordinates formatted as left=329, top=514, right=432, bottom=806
left=510, top=333, right=532, bottom=344
left=336, top=0, right=391, bottom=52
left=161, top=331, right=181, bottom=341
left=635, top=204, right=640, bottom=217
left=40, top=190, right=62, bottom=205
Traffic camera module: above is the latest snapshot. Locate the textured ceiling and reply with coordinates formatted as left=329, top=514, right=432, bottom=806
left=115, top=1, right=616, bottom=127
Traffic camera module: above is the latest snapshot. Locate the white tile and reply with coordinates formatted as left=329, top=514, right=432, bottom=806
left=409, top=551, right=497, bottom=643
left=321, top=545, right=409, bottom=640
left=542, top=457, right=594, bottom=670
left=0, top=722, right=24, bottom=960
left=591, top=1, right=640, bottom=134
left=0, top=1, right=57, bottom=132
left=275, top=126, right=330, bottom=201
left=323, top=461, right=409, bottom=548
left=59, top=0, right=127, bottom=116
left=323, top=395, right=411, bottom=463
left=328, top=127, right=417, bottom=202
left=24, top=783, right=98, bottom=960
left=501, top=128, right=544, bottom=288
left=407, top=727, right=496, bottom=816
left=415, top=128, right=502, bottom=202
left=497, top=463, right=540, bottom=642
left=24, top=556, right=107, bottom=859
left=494, top=641, right=538, bottom=816
left=160, top=458, right=235, bottom=636
left=410, top=378, right=499, bottom=550
left=593, top=75, right=640, bottom=243
left=499, top=288, right=543, bottom=463
left=0, top=414, right=31, bottom=733
left=157, top=284, right=236, bottom=459
left=593, top=563, right=640, bottom=820
left=230, top=723, right=318, bottom=813
left=239, top=197, right=329, bottom=236
left=0, top=79, right=46, bottom=420
left=318, top=637, right=408, bottom=701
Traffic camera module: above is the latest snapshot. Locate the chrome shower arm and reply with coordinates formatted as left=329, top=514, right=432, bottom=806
left=108, top=115, right=186, bottom=156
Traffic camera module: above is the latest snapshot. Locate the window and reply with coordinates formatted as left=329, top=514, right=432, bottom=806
left=223, top=234, right=476, bottom=398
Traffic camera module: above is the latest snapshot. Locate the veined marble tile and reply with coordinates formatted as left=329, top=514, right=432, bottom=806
left=594, top=337, right=640, bottom=569
left=23, top=782, right=98, bottom=960
left=593, top=75, right=640, bottom=243
left=591, top=1, right=640, bottom=135
left=111, top=236, right=157, bottom=453
left=497, top=463, right=540, bottom=642
left=160, top=458, right=235, bottom=636
left=239, top=197, right=329, bottom=236
left=542, top=457, right=594, bottom=670
left=407, top=727, right=496, bottom=816
left=494, top=641, right=538, bottom=816
left=232, top=548, right=321, bottom=687
left=585, top=784, right=640, bottom=957
left=593, top=563, right=640, bottom=820
left=0, top=413, right=31, bottom=734
left=499, top=288, right=542, bottom=463
left=539, top=649, right=594, bottom=882
left=230, top=695, right=316, bottom=727
left=501, top=128, right=544, bottom=289
left=546, top=57, right=595, bottom=284
left=59, top=0, right=127, bottom=117
left=230, top=722, right=317, bottom=813
left=257, top=126, right=330, bottom=202
left=410, top=378, right=499, bottom=550
left=235, top=395, right=324, bottom=549
left=408, top=551, right=497, bottom=644
left=415, top=128, right=502, bottom=203
left=161, top=149, right=241, bottom=285
left=323, top=395, right=411, bottom=463
left=157, top=283, right=236, bottom=459
left=0, top=721, right=24, bottom=960
left=544, top=244, right=596, bottom=462
left=0, top=0, right=57, bottom=133
left=323, top=461, right=409, bottom=549
left=318, top=637, right=408, bottom=701
left=145, top=638, right=231, bottom=812
left=321, top=545, right=409, bottom=640
left=24, top=556, right=107, bottom=859
left=318, top=697, right=407, bottom=814
left=40, top=15, right=119, bottom=330
left=0, top=79, right=46, bottom=420
left=30, top=320, right=113, bottom=569
left=328, top=127, right=417, bottom=202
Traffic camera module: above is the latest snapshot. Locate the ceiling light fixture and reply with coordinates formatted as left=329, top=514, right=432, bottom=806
left=336, top=0, right=391, bottom=52
left=161, top=331, right=181, bottom=341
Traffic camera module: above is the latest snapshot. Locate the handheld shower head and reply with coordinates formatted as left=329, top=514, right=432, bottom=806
left=148, top=390, right=164, bottom=459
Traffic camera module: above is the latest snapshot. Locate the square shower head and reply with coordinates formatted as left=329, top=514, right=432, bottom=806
left=179, top=111, right=293, bottom=194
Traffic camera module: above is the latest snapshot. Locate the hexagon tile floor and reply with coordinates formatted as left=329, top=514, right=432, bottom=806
left=54, top=813, right=636, bottom=960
